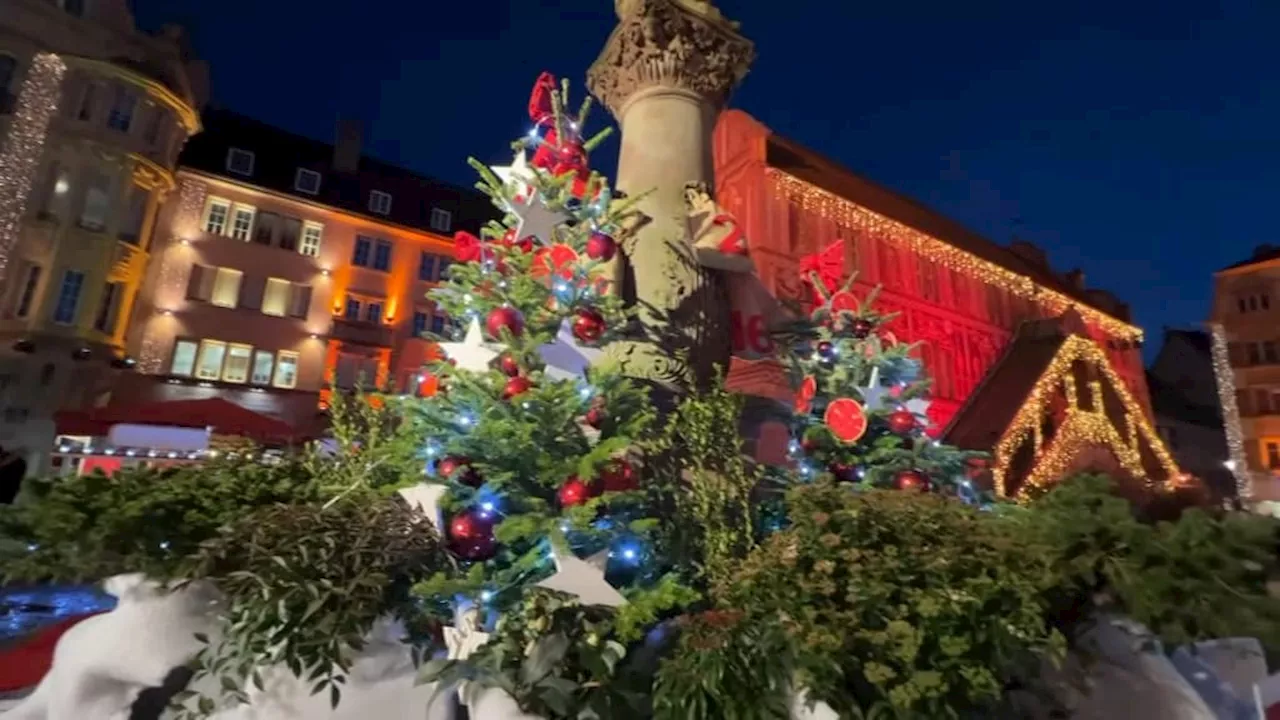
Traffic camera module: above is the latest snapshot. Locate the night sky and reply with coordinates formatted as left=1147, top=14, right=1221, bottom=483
left=133, top=0, right=1280, bottom=360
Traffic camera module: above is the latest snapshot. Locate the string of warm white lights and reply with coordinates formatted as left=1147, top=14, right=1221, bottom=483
left=990, top=335, right=1179, bottom=499
left=0, top=53, right=66, bottom=286
left=1209, top=323, right=1252, bottom=500
left=138, top=178, right=206, bottom=372
left=767, top=170, right=1144, bottom=342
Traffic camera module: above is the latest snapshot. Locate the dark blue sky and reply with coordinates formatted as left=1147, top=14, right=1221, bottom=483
left=135, top=0, right=1279, bottom=359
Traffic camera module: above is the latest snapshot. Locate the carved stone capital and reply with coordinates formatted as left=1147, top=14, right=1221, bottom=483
left=588, top=0, right=755, bottom=119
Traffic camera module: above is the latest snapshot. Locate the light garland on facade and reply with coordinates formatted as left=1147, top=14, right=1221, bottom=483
left=137, top=178, right=206, bottom=373
left=1209, top=323, right=1252, bottom=499
left=767, top=170, right=1143, bottom=342
left=989, top=335, right=1179, bottom=498
left=0, top=53, right=66, bottom=286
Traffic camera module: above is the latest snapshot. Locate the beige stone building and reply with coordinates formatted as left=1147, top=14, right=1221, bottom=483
left=0, top=0, right=205, bottom=471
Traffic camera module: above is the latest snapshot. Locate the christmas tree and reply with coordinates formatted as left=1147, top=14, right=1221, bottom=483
left=407, top=72, right=679, bottom=612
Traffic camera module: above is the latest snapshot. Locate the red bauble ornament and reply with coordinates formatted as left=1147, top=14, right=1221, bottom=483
left=817, top=341, right=835, bottom=361
left=447, top=509, right=497, bottom=560
left=599, top=460, right=637, bottom=492
left=437, top=456, right=482, bottom=487
left=585, top=231, right=617, bottom=261
left=498, top=354, right=522, bottom=377
left=895, top=469, right=932, bottom=493
left=584, top=405, right=606, bottom=429
left=850, top=318, right=875, bottom=339
left=437, top=456, right=465, bottom=479
left=502, top=227, right=536, bottom=253
left=887, top=409, right=917, bottom=435
left=800, top=435, right=821, bottom=453
left=572, top=308, right=605, bottom=343
left=485, top=306, right=525, bottom=340
left=829, top=462, right=860, bottom=482
left=557, top=476, right=591, bottom=507
left=502, top=375, right=533, bottom=400
left=823, top=398, right=868, bottom=444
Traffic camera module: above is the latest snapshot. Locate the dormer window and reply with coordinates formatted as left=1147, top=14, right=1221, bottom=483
left=429, top=207, right=452, bottom=233
left=369, top=190, right=392, bottom=216
left=226, top=148, right=255, bottom=177
left=294, top=168, right=322, bottom=195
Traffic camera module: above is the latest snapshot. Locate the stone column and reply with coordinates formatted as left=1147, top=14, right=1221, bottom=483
left=587, top=0, right=755, bottom=393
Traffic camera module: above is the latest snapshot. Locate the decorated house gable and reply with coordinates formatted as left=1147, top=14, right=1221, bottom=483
left=943, top=318, right=1180, bottom=499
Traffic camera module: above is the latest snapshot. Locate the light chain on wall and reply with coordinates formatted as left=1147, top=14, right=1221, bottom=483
left=0, top=53, right=66, bottom=286
left=1209, top=323, right=1253, bottom=500
left=137, top=178, right=206, bottom=373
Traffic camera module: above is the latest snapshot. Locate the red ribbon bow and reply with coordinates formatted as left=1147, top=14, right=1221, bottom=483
left=453, top=231, right=484, bottom=263
left=798, top=241, right=845, bottom=302
left=525, top=72, right=590, bottom=195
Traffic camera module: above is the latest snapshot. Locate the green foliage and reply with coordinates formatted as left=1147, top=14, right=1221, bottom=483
left=718, top=482, right=1064, bottom=717
left=652, top=610, right=795, bottom=720
left=1018, top=473, right=1280, bottom=650
left=0, top=458, right=325, bottom=583
left=171, top=496, right=450, bottom=717
left=422, top=588, right=649, bottom=719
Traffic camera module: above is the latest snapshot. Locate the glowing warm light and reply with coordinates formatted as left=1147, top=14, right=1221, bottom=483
left=1209, top=324, right=1252, bottom=499
left=767, top=170, right=1143, bottom=342
left=54, top=178, right=69, bottom=195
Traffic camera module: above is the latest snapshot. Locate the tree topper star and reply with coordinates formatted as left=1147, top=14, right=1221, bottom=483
left=538, top=318, right=605, bottom=381
left=491, top=150, right=535, bottom=198
left=439, top=318, right=501, bottom=372
left=508, top=190, right=567, bottom=246
left=536, top=546, right=626, bottom=607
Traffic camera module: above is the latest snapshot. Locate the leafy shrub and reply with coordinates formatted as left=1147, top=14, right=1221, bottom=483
left=717, top=482, right=1064, bottom=717
left=173, top=495, right=450, bottom=715
left=652, top=610, right=794, bottom=720
left=1018, top=474, right=1280, bottom=650
left=0, top=458, right=325, bottom=583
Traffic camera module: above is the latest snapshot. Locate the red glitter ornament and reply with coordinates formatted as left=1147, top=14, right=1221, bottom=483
left=572, top=307, right=605, bottom=343
left=502, top=375, right=533, bottom=400
left=599, top=460, right=637, bottom=492
left=585, top=231, right=617, bottom=261
left=887, top=409, right=917, bottom=435
left=498, top=354, right=522, bottom=377
left=447, top=509, right=497, bottom=560
left=502, top=227, right=536, bottom=253
left=829, top=463, right=860, bottom=482
left=584, top=405, right=606, bottom=429
left=557, top=476, right=591, bottom=507
left=437, top=456, right=482, bottom=487
left=485, top=306, right=525, bottom=340
left=850, top=318, right=875, bottom=339
left=823, top=398, right=868, bottom=444
left=894, top=469, right=931, bottom=492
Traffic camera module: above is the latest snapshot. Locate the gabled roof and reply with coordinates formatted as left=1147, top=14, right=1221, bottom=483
left=1220, top=244, right=1280, bottom=272
left=180, top=108, right=497, bottom=235
left=1145, top=372, right=1223, bottom=429
left=1163, top=328, right=1211, bottom=354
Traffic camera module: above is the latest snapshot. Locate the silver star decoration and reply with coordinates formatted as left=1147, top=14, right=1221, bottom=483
left=861, top=367, right=931, bottom=418
left=397, top=482, right=448, bottom=534
left=439, top=318, right=501, bottom=372
left=508, top=190, right=568, bottom=246
left=536, top=546, right=626, bottom=607
left=539, top=319, right=605, bottom=381
left=491, top=150, right=536, bottom=198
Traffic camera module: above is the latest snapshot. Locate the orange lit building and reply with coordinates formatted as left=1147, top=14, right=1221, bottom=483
left=714, top=111, right=1180, bottom=498
left=116, top=109, right=493, bottom=434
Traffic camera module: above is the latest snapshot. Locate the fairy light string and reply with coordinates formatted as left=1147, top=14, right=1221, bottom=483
left=1209, top=323, right=1252, bottom=500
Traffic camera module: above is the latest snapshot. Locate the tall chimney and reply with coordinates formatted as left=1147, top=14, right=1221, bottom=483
left=333, top=118, right=362, bottom=174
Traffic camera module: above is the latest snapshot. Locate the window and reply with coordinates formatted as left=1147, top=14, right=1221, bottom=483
left=170, top=340, right=198, bottom=376
left=195, top=340, right=227, bottom=380
left=78, top=171, right=110, bottom=231
left=1266, top=341, right=1278, bottom=365
left=273, top=351, right=300, bottom=389
left=118, top=187, right=147, bottom=243
left=251, top=350, right=274, bottom=385
left=204, top=198, right=230, bottom=234
left=222, top=344, right=253, bottom=383
left=352, top=236, right=372, bottom=267
left=107, top=87, right=136, bottom=132
left=1265, top=295, right=1273, bottom=310
left=230, top=205, right=255, bottom=241
left=294, top=169, right=321, bottom=195
left=77, top=82, right=97, bottom=121
left=0, top=55, right=15, bottom=114
left=38, top=163, right=68, bottom=218
left=412, top=311, right=428, bottom=337
left=262, top=278, right=291, bottom=317
left=429, top=208, right=452, bottom=232
left=278, top=217, right=300, bottom=252
left=300, top=222, right=323, bottom=257
left=14, top=264, right=41, bottom=318
left=437, top=258, right=451, bottom=280
left=419, top=252, right=437, bottom=281
left=1268, top=442, right=1280, bottom=470
left=344, top=296, right=361, bottom=321
left=287, top=284, right=312, bottom=318
left=226, top=148, right=255, bottom=177
left=52, top=270, right=85, bottom=325
left=93, top=282, right=121, bottom=334
left=430, top=314, right=446, bottom=334
left=372, top=239, right=392, bottom=271
left=1239, top=298, right=1248, bottom=313
left=252, top=211, right=278, bottom=245
left=144, top=106, right=165, bottom=145
left=366, top=301, right=383, bottom=325
left=1248, top=342, right=1262, bottom=366
left=1250, top=297, right=1259, bottom=312
left=369, top=190, right=392, bottom=216
left=210, top=267, right=243, bottom=308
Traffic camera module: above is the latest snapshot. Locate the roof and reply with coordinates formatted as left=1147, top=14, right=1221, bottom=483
left=180, top=108, right=497, bottom=235
left=1145, top=372, right=1223, bottom=428
left=1163, top=328, right=1211, bottom=355
left=942, top=321, right=1069, bottom=450
left=1220, top=244, right=1280, bottom=272
left=54, top=398, right=307, bottom=445
left=764, top=135, right=1129, bottom=325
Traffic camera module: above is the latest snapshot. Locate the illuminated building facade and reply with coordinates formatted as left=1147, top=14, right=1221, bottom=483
left=714, top=110, right=1179, bottom=497
left=116, top=108, right=493, bottom=434
left=1209, top=244, right=1280, bottom=505
left=0, top=0, right=204, bottom=470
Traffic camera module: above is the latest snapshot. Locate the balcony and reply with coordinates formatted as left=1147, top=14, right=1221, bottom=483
left=330, top=317, right=393, bottom=348
left=110, top=241, right=147, bottom=282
